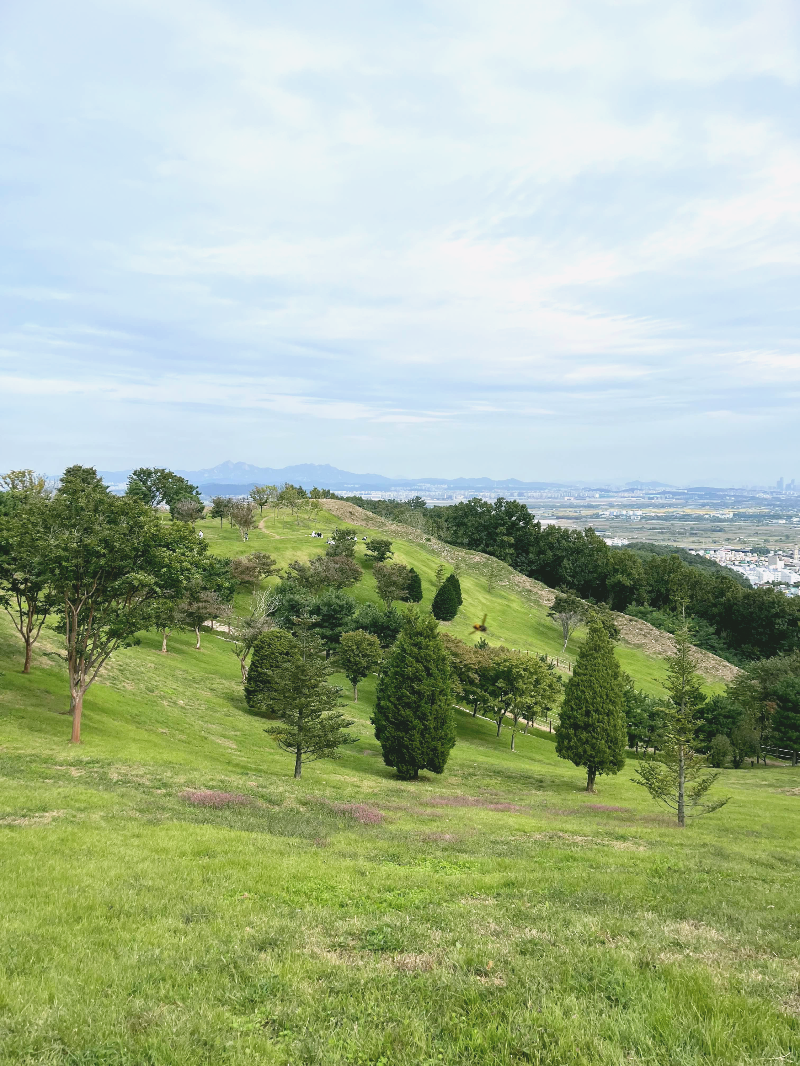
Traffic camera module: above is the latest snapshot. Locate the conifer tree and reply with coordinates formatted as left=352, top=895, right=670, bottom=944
left=443, top=572, right=462, bottom=606
left=264, top=623, right=356, bottom=778
left=372, top=609, right=455, bottom=779
left=405, top=568, right=423, bottom=603
left=244, top=629, right=300, bottom=716
left=771, top=678, right=800, bottom=765
left=634, top=626, right=728, bottom=825
left=555, top=620, right=627, bottom=791
left=431, top=578, right=458, bottom=621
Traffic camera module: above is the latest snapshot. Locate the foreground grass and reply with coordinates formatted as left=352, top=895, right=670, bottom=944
left=1, top=609, right=799, bottom=1065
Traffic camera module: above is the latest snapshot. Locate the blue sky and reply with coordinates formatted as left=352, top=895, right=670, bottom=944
left=1, top=0, right=799, bottom=484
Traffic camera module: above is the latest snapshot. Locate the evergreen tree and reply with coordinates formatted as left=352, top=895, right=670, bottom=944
left=372, top=609, right=455, bottom=779
left=555, top=620, right=627, bottom=791
left=264, top=624, right=356, bottom=778
left=338, top=629, right=382, bottom=700
left=432, top=578, right=459, bottom=621
left=244, top=629, right=300, bottom=716
left=405, top=568, right=423, bottom=603
left=443, top=572, right=462, bottom=606
left=771, top=677, right=800, bottom=765
left=634, top=627, right=728, bottom=825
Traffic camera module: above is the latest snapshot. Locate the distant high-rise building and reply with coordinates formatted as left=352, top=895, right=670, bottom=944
left=777, top=477, right=784, bottom=491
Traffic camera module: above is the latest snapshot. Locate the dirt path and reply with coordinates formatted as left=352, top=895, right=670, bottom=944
left=320, top=499, right=740, bottom=685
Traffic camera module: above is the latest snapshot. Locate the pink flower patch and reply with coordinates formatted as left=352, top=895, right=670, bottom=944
left=180, top=790, right=252, bottom=808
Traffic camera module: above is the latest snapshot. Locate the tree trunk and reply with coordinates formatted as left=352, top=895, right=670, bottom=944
left=677, top=744, right=685, bottom=827
left=23, top=639, right=32, bottom=674
left=793, top=750, right=797, bottom=767
left=70, top=689, right=84, bottom=744
left=195, top=627, right=201, bottom=650
left=161, top=629, right=168, bottom=654
left=240, top=658, right=248, bottom=683
left=586, top=766, right=597, bottom=792
left=294, top=748, right=302, bottom=778
left=353, top=683, right=358, bottom=702
left=510, top=730, right=515, bottom=751
left=496, top=717, right=502, bottom=737
left=524, top=719, right=529, bottom=735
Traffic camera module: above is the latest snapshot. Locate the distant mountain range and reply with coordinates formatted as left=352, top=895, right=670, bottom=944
left=98, top=460, right=573, bottom=494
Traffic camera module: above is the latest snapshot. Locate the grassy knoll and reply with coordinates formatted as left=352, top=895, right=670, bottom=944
left=1, top=578, right=800, bottom=1064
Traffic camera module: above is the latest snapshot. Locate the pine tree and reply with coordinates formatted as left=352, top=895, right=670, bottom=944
left=634, top=627, right=728, bottom=825
left=405, top=568, right=423, bottom=603
left=372, top=609, right=456, bottom=779
left=555, top=620, right=627, bottom=791
left=244, top=629, right=300, bottom=716
left=264, top=623, right=356, bottom=778
left=431, top=578, right=458, bottom=621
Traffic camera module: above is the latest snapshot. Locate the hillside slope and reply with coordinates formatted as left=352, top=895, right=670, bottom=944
left=316, top=499, right=738, bottom=686
left=0, top=596, right=798, bottom=1065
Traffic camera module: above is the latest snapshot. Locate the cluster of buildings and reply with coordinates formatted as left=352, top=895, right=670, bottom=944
left=690, top=547, right=800, bottom=596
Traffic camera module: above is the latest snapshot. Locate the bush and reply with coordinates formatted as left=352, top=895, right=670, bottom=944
left=431, top=578, right=458, bottom=621
left=708, top=734, right=733, bottom=768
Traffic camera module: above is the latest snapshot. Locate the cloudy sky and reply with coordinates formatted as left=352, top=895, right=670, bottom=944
left=1, top=0, right=798, bottom=483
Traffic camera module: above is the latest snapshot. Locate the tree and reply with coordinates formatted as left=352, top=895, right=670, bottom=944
left=181, top=586, right=230, bottom=650
left=125, top=468, right=200, bottom=513
left=442, top=573, right=462, bottom=606
left=310, top=589, right=358, bottom=653
left=249, top=485, right=271, bottom=513
left=373, top=562, right=412, bottom=607
left=372, top=609, right=455, bottom=780
left=365, top=537, right=393, bottom=563
left=151, top=597, right=184, bottom=654
left=45, top=468, right=206, bottom=742
left=326, top=528, right=357, bottom=558
left=264, top=624, right=356, bottom=778
left=434, top=564, right=446, bottom=589
left=339, top=629, right=382, bottom=700
left=229, top=500, right=256, bottom=541
left=548, top=592, right=587, bottom=652
left=209, top=496, right=231, bottom=529
left=0, top=490, right=58, bottom=672
left=622, top=678, right=666, bottom=753
left=245, top=628, right=301, bottom=716
left=231, top=593, right=278, bottom=681
left=431, top=577, right=459, bottom=621
left=230, top=552, right=279, bottom=589
left=405, top=568, right=423, bottom=603
left=0, top=469, right=47, bottom=493
left=286, top=555, right=362, bottom=591
left=555, top=620, right=627, bottom=791
left=351, top=603, right=404, bottom=647
left=486, top=653, right=559, bottom=749
left=708, top=734, right=733, bottom=768
left=771, top=677, right=800, bottom=765
left=634, top=627, right=728, bottom=826
left=172, top=497, right=204, bottom=525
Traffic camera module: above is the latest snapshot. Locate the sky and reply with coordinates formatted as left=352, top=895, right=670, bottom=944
left=1, top=0, right=799, bottom=485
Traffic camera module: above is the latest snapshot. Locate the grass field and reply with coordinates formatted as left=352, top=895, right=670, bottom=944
left=1, top=514, right=798, bottom=1064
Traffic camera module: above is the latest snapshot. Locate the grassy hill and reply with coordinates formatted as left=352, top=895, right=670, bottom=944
left=0, top=509, right=797, bottom=1065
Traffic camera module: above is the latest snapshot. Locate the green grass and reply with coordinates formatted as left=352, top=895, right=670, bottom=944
left=200, top=511, right=689, bottom=696
left=0, top=520, right=798, bottom=1065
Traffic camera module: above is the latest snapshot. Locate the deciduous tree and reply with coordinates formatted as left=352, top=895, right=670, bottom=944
left=373, top=562, right=412, bottom=607
left=338, top=629, right=382, bottom=700
left=45, top=468, right=206, bottom=742
left=548, top=591, right=587, bottom=652
left=0, top=489, right=57, bottom=672
left=365, top=537, right=393, bottom=562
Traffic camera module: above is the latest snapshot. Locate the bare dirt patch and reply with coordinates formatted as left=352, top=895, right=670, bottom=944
left=0, top=810, right=65, bottom=827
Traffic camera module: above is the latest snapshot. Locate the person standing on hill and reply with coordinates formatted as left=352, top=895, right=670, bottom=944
left=555, top=618, right=627, bottom=792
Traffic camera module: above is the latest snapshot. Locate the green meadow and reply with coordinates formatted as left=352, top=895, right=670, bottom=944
left=0, top=509, right=798, bottom=1064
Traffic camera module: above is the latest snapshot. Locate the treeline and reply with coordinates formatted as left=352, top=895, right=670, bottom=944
left=378, top=496, right=799, bottom=663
